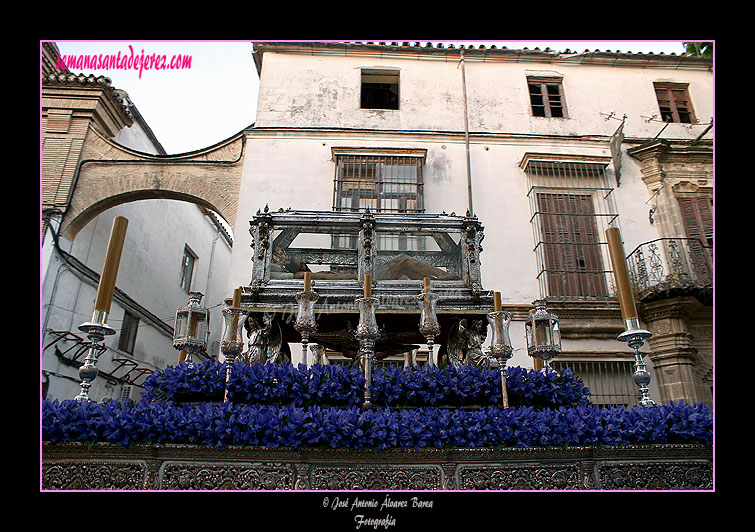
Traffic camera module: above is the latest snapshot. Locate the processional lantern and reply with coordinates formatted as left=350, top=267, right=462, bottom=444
left=525, top=299, right=561, bottom=373
left=173, top=291, right=210, bottom=366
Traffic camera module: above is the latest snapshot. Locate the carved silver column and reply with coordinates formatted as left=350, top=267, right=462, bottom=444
left=294, top=273, right=318, bottom=366
left=487, top=307, right=513, bottom=407
left=417, top=281, right=441, bottom=367
left=75, top=310, right=116, bottom=401
left=355, top=293, right=380, bottom=409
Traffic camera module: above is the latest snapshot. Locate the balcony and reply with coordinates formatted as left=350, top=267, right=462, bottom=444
left=626, top=238, right=713, bottom=303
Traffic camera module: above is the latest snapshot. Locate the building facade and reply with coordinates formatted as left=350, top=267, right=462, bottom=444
left=228, top=42, right=713, bottom=406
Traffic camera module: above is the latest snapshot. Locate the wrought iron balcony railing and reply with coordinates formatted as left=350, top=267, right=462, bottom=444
left=626, top=237, right=713, bottom=300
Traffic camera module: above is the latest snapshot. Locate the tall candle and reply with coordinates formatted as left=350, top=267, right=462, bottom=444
left=230, top=287, right=242, bottom=341
left=364, top=274, right=372, bottom=298
left=423, top=277, right=431, bottom=293
left=605, top=227, right=638, bottom=322
left=494, top=291, right=502, bottom=312
left=93, top=216, right=128, bottom=314
left=529, top=308, right=543, bottom=370
left=304, top=271, right=311, bottom=292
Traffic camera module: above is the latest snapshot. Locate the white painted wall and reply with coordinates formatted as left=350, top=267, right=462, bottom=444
left=253, top=49, right=712, bottom=141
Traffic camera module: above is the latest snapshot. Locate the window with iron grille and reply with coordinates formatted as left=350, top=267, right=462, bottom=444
left=333, top=154, right=424, bottom=214
left=551, top=359, right=641, bottom=408
left=332, top=152, right=425, bottom=258
left=524, top=156, right=618, bottom=300
left=527, top=78, right=567, bottom=118
left=654, top=84, right=696, bottom=123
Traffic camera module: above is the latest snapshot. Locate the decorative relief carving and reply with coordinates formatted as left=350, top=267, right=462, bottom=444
left=598, top=461, right=712, bottom=490
left=458, top=463, right=584, bottom=490
left=161, top=462, right=295, bottom=490
left=42, top=461, right=146, bottom=490
left=41, top=444, right=713, bottom=491
left=309, top=465, right=441, bottom=491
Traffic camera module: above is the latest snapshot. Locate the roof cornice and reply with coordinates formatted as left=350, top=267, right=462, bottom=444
left=251, top=41, right=712, bottom=75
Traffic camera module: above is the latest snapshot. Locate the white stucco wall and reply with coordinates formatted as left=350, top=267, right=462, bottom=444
left=253, top=49, right=712, bottom=141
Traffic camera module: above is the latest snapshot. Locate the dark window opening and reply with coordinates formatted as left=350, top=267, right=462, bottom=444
left=118, top=310, right=139, bottom=354
left=361, top=71, right=399, bottom=110
left=180, top=245, right=197, bottom=293
left=528, top=79, right=566, bottom=118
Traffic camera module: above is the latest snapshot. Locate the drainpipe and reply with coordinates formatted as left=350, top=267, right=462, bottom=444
left=204, top=219, right=220, bottom=303
left=203, top=211, right=221, bottom=358
left=460, top=48, right=474, bottom=216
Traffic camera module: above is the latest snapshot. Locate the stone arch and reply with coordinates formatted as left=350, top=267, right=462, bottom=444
left=59, top=128, right=246, bottom=241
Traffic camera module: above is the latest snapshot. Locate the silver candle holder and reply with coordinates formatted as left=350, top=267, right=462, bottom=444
left=605, top=227, right=656, bottom=408
left=74, top=309, right=116, bottom=402
left=618, top=317, right=656, bottom=407
left=294, top=286, right=319, bottom=366
left=487, top=308, right=513, bottom=407
left=220, top=306, right=247, bottom=402
left=355, top=295, right=380, bottom=409
left=417, top=290, right=441, bottom=367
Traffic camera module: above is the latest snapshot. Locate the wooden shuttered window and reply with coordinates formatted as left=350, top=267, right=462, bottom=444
left=654, top=85, right=696, bottom=124
left=678, top=196, right=713, bottom=282
left=536, top=193, right=608, bottom=298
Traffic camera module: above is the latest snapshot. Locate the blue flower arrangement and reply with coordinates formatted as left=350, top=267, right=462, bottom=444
left=141, top=361, right=591, bottom=409
left=42, top=361, right=711, bottom=451
left=42, top=398, right=712, bottom=451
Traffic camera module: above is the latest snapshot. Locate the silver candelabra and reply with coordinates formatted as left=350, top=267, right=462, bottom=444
left=74, top=310, right=116, bottom=401
left=618, top=318, right=656, bottom=407
left=220, top=306, right=247, bottom=402
left=487, top=308, right=513, bottom=407
left=294, top=288, right=319, bottom=366
left=417, top=290, right=441, bottom=367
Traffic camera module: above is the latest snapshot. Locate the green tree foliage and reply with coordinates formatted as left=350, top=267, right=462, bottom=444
left=683, top=42, right=713, bottom=58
